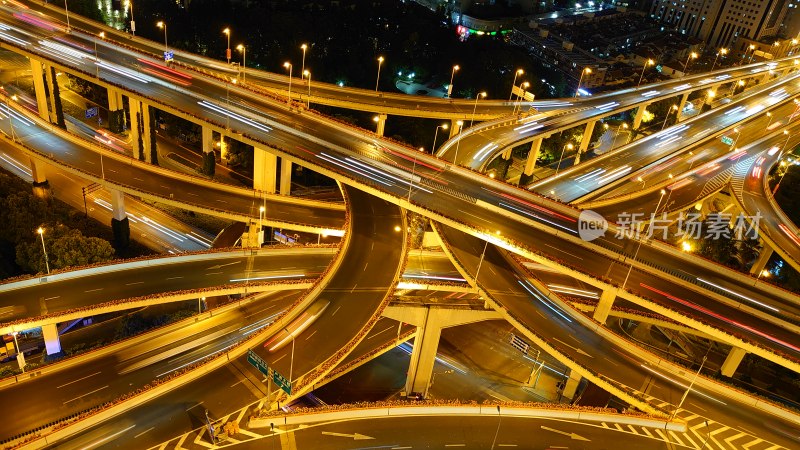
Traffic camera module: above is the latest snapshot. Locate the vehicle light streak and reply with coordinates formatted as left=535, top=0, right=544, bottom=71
left=546, top=284, right=599, bottom=299
left=0, top=152, right=31, bottom=176
left=575, top=168, right=605, bottom=182
left=198, top=100, right=272, bottom=133
left=780, top=224, right=800, bottom=246
left=229, top=274, right=306, bottom=282
left=499, top=202, right=576, bottom=233
left=517, top=279, right=573, bottom=323
left=473, top=142, right=499, bottom=161
left=639, top=365, right=726, bottom=404
left=596, top=166, right=631, bottom=184
left=404, top=274, right=466, bottom=282
left=96, top=61, right=151, bottom=83
left=696, top=278, right=778, bottom=312
left=640, top=283, right=798, bottom=352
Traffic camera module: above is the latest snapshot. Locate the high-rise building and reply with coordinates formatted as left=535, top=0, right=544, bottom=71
left=648, top=0, right=790, bottom=50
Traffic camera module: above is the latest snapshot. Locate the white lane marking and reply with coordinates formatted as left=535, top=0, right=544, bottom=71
left=63, top=385, right=108, bottom=404
left=134, top=427, right=154, bottom=438
left=57, top=371, right=102, bottom=388
left=84, top=288, right=103, bottom=293
left=125, top=281, right=144, bottom=286
left=185, top=401, right=204, bottom=411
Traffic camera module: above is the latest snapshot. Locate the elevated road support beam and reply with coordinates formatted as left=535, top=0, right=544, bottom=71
left=721, top=346, right=747, bottom=377
left=253, top=146, right=278, bottom=194
left=280, top=157, right=292, bottom=195
left=42, top=322, right=60, bottom=355
left=106, top=87, right=125, bottom=133
left=382, top=305, right=499, bottom=397
left=575, top=120, right=596, bottom=165
left=591, top=288, right=618, bottom=324
left=632, top=102, right=651, bottom=130
left=110, top=189, right=130, bottom=248
left=749, top=246, right=773, bottom=276
left=29, top=59, right=49, bottom=122
left=375, top=113, right=387, bottom=136
left=519, top=138, right=543, bottom=186
left=676, top=92, right=689, bottom=122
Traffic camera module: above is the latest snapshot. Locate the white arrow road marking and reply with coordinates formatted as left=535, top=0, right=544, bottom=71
left=540, top=426, right=591, bottom=441
left=206, top=261, right=242, bottom=270
left=552, top=338, right=592, bottom=357
left=321, top=431, right=375, bottom=440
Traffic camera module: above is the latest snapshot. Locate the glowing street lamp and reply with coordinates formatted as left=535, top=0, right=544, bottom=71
left=432, top=123, right=448, bottom=153
left=682, top=51, right=698, bottom=75
left=375, top=56, right=384, bottom=92
left=661, top=104, right=679, bottom=130
left=37, top=227, right=50, bottom=275
left=156, top=21, right=168, bottom=54
left=509, top=68, right=523, bottom=101
left=711, top=48, right=728, bottom=72
left=749, top=44, right=758, bottom=64
left=470, top=91, right=487, bottom=127
left=300, top=43, right=308, bottom=75
left=637, top=59, right=654, bottom=87
left=236, top=44, right=246, bottom=82
left=575, top=67, right=592, bottom=97
left=303, top=70, right=311, bottom=108
left=126, top=0, right=136, bottom=36
left=283, top=62, right=293, bottom=105
left=222, top=28, right=231, bottom=64
left=514, top=81, right=530, bottom=114
left=555, top=143, right=574, bottom=175
left=447, top=65, right=460, bottom=98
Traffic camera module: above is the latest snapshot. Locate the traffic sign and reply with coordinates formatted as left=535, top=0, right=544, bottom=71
left=246, top=350, right=270, bottom=378
left=164, top=50, right=174, bottom=62
left=721, top=135, right=735, bottom=146
left=273, top=369, right=292, bottom=395
left=85, top=106, right=98, bottom=119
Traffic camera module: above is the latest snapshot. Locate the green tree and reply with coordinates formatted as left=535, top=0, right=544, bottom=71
left=16, top=226, right=114, bottom=274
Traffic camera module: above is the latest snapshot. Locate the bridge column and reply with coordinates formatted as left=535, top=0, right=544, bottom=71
left=562, top=370, right=582, bottom=401
left=29, top=158, right=48, bottom=187
left=496, top=149, right=513, bottom=180
left=575, top=121, right=596, bottom=165
left=43, top=64, right=59, bottom=124
left=676, top=93, right=689, bottom=122
left=200, top=126, right=216, bottom=176
left=42, top=323, right=61, bottom=355
left=632, top=103, right=650, bottom=130
left=592, top=288, right=617, bottom=324
left=253, top=146, right=278, bottom=193
left=140, top=103, right=156, bottom=164
left=106, top=87, right=125, bottom=133
left=110, top=189, right=130, bottom=248
left=374, top=114, right=387, bottom=136
left=30, top=59, right=50, bottom=121
left=519, top=138, right=543, bottom=186
left=749, top=246, right=774, bottom=275
left=128, top=98, right=143, bottom=160
left=280, top=158, right=292, bottom=195
left=720, top=346, right=747, bottom=377
left=449, top=119, right=461, bottom=138
left=383, top=306, right=499, bottom=398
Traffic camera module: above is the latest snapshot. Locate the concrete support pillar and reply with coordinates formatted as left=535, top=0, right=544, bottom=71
left=762, top=72, right=772, bottom=84
left=107, top=88, right=125, bottom=132
left=720, top=346, right=747, bottom=377
left=280, top=158, right=292, bottom=196
left=632, top=103, right=649, bottom=130
left=30, top=59, right=50, bottom=121
left=140, top=103, right=154, bottom=164
left=575, top=120, right=596, bottom=165
left=202, top=126, right=214, bottom=154
left=29, top=158, right=48, bottom=187
left=562, top=370, right=582, bottom=400
left=449, top=119, right=461, bottom=138
left=110, top=189, right=127, bottom=221
left=375, top=114, right=387, bottom=136
left=253, top=146, right=278, bottom=193
left=676, top=92, right=689, bottom=122
left=43, top=64, right=59, bottom=124
left=42, top=323, right=61, bottom=355
left=592, top=288, right=616, bottom=324
left=519, top=138, right=543, bottom=186
left=128, top=98, right=142, bottom=160
left=382, top=306, right=500, bottom=398
left=749, top=245, right=774, bottom=275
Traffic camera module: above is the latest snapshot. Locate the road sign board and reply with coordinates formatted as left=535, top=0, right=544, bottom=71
left=273, top=369, right=292, bottom=395
left=721, top=135, right=735, bottom=146
left=246, top=350, right=270, bottom=378
left=164, top=50, right=174, bottom=62
left=85, top=106, right=98, bottom=119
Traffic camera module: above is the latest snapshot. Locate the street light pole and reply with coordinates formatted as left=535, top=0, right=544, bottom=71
left=637, top=59, right=654, bottom=87
left=671, top=356, right=707, bottom=420
left=682, top=51, right=698, bottom=75
left=408, top=147, right=423, bottom=203
left=156, top=21, right=168, bottom=54
left=300, top=44, right=308, bottom=75
left=661, top=104, right=678, bottom=130
left=223, top=28, right=231, bottom=64
left=432, top=123, right=448, bottom=153
left=509, top=69, right=523, bottom=101
left=514, top=81, right=529, bottom=115
left=555, top=143, right=574, bottom=175
left=127, top=0, right=136, bottom=36
left=453, top=120, right=464, bottom=164
left=611, top=123, right=628, bottom=149
left=711, top=48, right=728, bottom=72
left=621, top=189, right=666, bottom=289
left=64, top=0, right=71, bottom=31
left=447, top=65, right=460, bottom=98
left=95, top=32, right=105, bottom=77
left=37, top=227, right=50, bottom=275
left=470, top=91, right=486, bottom=127
left=303, top=70, right=311, bottom=108
left=375, top=56, right=384, bottom=92
left=283, top=62, right=293, bottom=105
left=236, top=44, right=246, bottom=83
left=575, top=67, right=591, bottom=98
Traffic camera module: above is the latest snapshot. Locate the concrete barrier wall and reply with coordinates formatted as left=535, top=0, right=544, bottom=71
left=249, top=404, right=684, bottom=432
